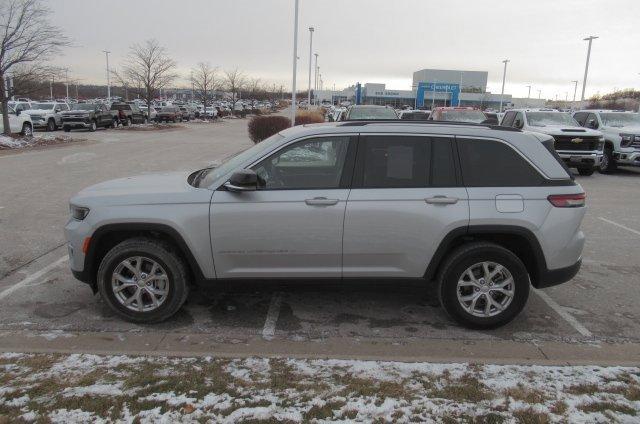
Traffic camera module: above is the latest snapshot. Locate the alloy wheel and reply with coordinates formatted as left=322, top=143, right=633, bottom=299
left=456, top=261, right=515, bottom=317
left=111, top=256, right=169, bottom=312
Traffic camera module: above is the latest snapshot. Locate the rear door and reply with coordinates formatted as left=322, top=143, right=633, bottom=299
left=342, top=134, right=469, bottom=278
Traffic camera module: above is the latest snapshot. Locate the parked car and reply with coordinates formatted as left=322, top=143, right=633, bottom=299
left=66, top=120, right=585, bottom=329
left=61, top=103, right=116, bottom=132
left=343, top=105, right=399, bottom=120
left=0, top=106, right=33, bottom=135
left=110, top=103, right=146, bottom=126
left=8, top=100, right=32, bottom=115
left=155, top=106, right=183, bottom=123
left=429, top=107, right=491, bottom=123
left=23, top=101, right=69, bottom=131
left=399, top=110, right=431, bottom=120
left=139, top=105, right=157, bottom=121
left=573, top=110, right=640, bottom=173
left=502, top=109, right=603, bottom=176
left=179, top=106, right=195, bottom=121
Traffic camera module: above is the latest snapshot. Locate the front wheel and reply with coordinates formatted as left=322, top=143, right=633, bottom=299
left=577, top=167, right=595, bottom=176
left=599, top=147, right=616, bottom=174
left=21, top=122, right=33, bottom=136
left=89, top=120, right=97, bottom=132
left=97, top=238, right=189, bottom=323
left=438, top=242, right=530, bottom=329
left=46, top=119, right=56, bottom=132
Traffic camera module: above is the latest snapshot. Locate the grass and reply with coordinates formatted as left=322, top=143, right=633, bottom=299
left=578, top=401, right=637, bottom=416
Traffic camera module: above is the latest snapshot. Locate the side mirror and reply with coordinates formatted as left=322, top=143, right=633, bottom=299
left=224, top=169, right=257, bottom=192
left=587, top=119, right=598, bottom=129
left=15, top=109, right=20, bottom=116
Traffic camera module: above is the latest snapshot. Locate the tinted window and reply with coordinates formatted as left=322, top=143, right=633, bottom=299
left=501, top=111, right=516, bottom=127
left=513, top=112, right=524, bottom=128
left=458, top=138, right=543, bottom=187
left=361, top=136, right=429, bottom=188
left=431, top=138, right=457, bottom=187
left=252, top=136, right=350, bottom=189
left=573, top=112, right=588, bottom=126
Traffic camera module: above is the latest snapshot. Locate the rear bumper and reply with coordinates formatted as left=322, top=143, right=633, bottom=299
left=536, top=259, right=581, bottom=289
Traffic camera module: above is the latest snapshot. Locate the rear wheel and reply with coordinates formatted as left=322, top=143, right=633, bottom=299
left=577, top=167, right=595, bottom=176
left=599, top=146, right=616, bottom=174
left=21, top=122, right=33, bottom=136
left=438, top=242, right=530, bottom=329
left=46, top=118, right=56, bottom=132
left=97, top=238, right=189, bottom=323
left=125, top=118, right=131, bottom=126
left=89, top=120, right=97, bottom=132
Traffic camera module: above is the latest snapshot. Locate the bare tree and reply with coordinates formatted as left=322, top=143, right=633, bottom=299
left=247, top=78, right=261, bottom=98
left=191, top=62, right=220, bottom=116
left=0, top=0, right=70, bottom=134
left=118, top=39, right=177, bottom=121
left=223, top=68, right=246, bottom=110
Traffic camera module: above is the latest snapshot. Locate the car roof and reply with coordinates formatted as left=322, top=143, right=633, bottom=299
left=508, top=108, right=559, bottom=112
left=574, top=109, right=634, bottom=113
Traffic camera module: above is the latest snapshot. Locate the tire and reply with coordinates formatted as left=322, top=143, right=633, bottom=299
left=599, top=146, right=616, bottom=174
left=110, top=118, right=117, bottom=129
left=63, top=126, right=71, bottom=132
left=125, top=118, right=131, bottom=127
left=21, top=122, right=33, bottom=136
left=89, top=120, right=97, bottom=132
left=173, top=117, right=178, bottom=123
left=46, top=118, right=56, bottom=132
left=143, top=117, right=148, bottom=124
left=437, top=242, right=530, bottom=329
left=96, top=238, right=189, bottom=323
left=577, top=167, right=595, bottom=176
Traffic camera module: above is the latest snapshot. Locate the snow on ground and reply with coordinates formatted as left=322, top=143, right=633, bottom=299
left=0, top=133, right=81, bottom=149
left=0, top=352, right=638, bottom=422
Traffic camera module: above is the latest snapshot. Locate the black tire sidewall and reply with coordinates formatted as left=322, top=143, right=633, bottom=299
left=97, top=242, right=187, bottom=323
left=599, top=148, right=615, bottom=173
left=439, top=245, right=530, bottom=329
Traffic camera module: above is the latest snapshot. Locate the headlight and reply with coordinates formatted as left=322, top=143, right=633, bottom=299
left=620, top=133, right=633, bottom=147
left=70, top=205, right=90, bottom=221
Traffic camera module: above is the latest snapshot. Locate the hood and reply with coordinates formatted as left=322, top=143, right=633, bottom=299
left=71, top=171, right=212, bottom=207
left=24, top=109, right=55, bottom=115
left=604, top=125, right=640, bottom=134
left=63, top=109, right=92, bottom=114
left=527, top=124, right=601, bottom=137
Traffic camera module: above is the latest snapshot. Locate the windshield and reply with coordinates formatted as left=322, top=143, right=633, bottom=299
left=196, top=133, right=285, bottom=188
left=347, top=107, right=398, bottom=120
left=600, top=113, right=640, bottom=127
left=31, top=103, right=55, bottom=110
left=526, top=112, right=578, bottom=127
left=74, top=104, right=97, bottom=111
left=441, top=110, right=487, bottom=122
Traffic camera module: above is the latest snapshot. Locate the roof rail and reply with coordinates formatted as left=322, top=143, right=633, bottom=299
left=337, top=120, right=521, bottom=132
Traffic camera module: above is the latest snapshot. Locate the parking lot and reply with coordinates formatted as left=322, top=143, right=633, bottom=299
left=1, top=119, right=639, bottom=362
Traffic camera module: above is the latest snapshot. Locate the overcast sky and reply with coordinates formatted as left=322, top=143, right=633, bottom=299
left=49, top=0, right=640, bottom=100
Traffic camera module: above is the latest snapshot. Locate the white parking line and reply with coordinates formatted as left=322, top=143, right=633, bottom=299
left=0, top=256, right=68, bottom=302
left=533, top=288, right=593, bottom=338
left=261, top=292, right=283, bottom=340
left=598, top=217, right=640, bottom=237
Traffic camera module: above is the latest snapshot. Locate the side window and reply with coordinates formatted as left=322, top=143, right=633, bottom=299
left=458, top=138, right=544, bottom=187
left=586, top=113, right=599, bottom=129
left=360, top=136, right=429, bottom=188
left=251, top=136, right=351, bottom=190
left=501, top=111, right=515, bottom=127
left=431, top=138, right=457, bottom=187
left=513, top=112, right=524, bottom=128
left=573, top=112, right=588, bottom=126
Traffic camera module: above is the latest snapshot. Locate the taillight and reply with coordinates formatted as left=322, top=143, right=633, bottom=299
left=548, top=193, right=586, bottom=208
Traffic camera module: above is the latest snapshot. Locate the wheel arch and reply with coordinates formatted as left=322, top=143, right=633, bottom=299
left=424, top=225, right=547, bottom=288
left=83, top=223, right=206, bottom=289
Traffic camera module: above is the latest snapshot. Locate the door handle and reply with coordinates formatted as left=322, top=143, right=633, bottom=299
left=305, top=197, right=339, bottom=206
left=425, top=196, right=459, bottom=205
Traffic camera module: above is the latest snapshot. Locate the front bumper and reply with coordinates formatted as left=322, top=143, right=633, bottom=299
left=614, top=150, right=640, bottom=166
left=62, top=120, right=92, bottom=129
left=558, top=151, right=602, bottom=168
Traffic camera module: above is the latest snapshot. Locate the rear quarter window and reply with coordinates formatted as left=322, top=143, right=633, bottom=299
left=457, top=138, right=545, bottom=187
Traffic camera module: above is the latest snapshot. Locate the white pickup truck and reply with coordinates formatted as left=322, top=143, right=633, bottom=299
left=0, top=106, right=33, bottom=136
left=23, top=101, right=70, bottom=131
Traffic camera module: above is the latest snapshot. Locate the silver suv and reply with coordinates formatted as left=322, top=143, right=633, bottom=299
left=65, top=121, right=586, bottom=329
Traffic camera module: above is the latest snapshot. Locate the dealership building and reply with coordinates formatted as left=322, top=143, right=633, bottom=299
left=316, top=68, right=518, bottom=110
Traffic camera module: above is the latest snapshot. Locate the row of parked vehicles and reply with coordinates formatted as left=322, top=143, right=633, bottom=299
left=328, top=105, right=640, bottom=175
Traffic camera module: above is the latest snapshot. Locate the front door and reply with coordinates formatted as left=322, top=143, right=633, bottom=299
left=343, top=134, right=469, bottom=278
left=211, top=135, right=356, bottom=279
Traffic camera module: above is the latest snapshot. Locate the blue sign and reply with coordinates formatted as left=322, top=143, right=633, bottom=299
left=355, top=82, right=362, bottom=105
left=416, top=82, right=460, bottom=108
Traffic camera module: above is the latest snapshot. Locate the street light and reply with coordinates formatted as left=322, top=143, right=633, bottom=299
left=537, top=89, right=542, bottom=99
left=499, top=59, right=509, bottom=112
left=307, top=27, right=314, bottom=107
left=572, top=80, right=578, bottom=104
left=102, top=50, right=111, bottom=101
left=290, top=0, right=299, bottom=126
left=313, top=53, right=318, bottom=105
left=65, top=68, right=69, bottom=100
left=526, top=85, right=531, bottom=99
left=580, top=36, right=598, bottom=102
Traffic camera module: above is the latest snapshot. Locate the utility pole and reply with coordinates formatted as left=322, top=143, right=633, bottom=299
left=49, top=79, right=53, bottom=100
left=526, top=85, right=531, bottom=99
left=580, top=36, right=598, bottom=102
left=290, top=0, right=299, bottom=126
left=307, top=27, right=314, bottom=107
left=103, top=50, right=111, bottom=101
left=65, top=68, right=69, bottom=100
left=538, top=89, right=542, bottom=99
left=499, top=59, right=509, bottom=112
left=572, top=80, right=578, bottom=104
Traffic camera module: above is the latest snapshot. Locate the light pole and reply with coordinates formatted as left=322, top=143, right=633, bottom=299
left=572, top=80, right=578, bottom=104
left=458, top=71, right=463, bottom=106
left=103, top=50, right=111, bottom=101
left=290, top=0, right=299, bottom=126
left=526, top=85, right=531, bottom=99
left=307, top=27, right=314, bottom=107
left=538, top=89, right=542, bottom=99
left=313, top=53, right=318, bottom=104
left=499, top=59, right=509, bottom=112
left=49, top=79, right=53, bottom=100
left=65, top=68, right=69, bottom=100
left=580, top=36, right=598, bottom=102
left=190, top=70, right=194, bottom=101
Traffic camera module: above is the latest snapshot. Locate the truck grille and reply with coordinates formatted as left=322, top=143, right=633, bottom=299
left=630, top=138, right=640, bottom=149
left=554, top=136, right=600, bottom=151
